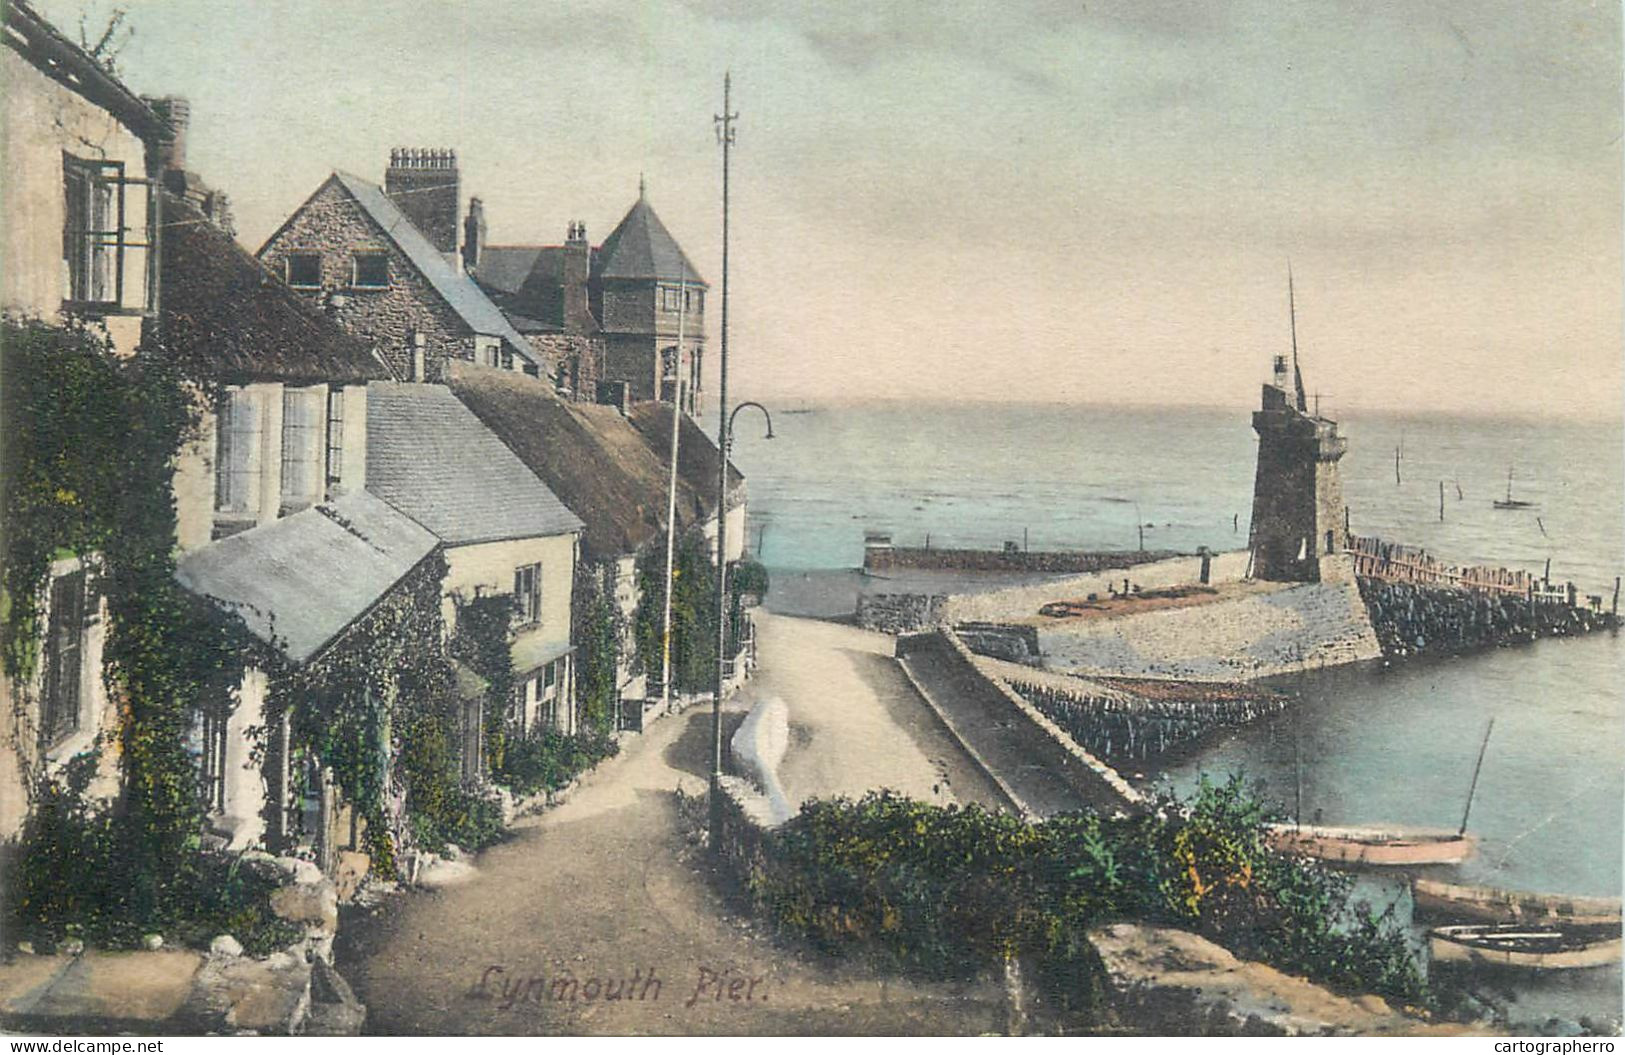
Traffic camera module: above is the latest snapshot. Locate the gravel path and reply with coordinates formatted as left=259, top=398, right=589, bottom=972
left=338, top=614, right=1008, bottom=1035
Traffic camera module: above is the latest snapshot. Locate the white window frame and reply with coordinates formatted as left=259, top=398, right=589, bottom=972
left=62, top=154, right=158, bottom=316
left=285, top=252, right=322, bottom=289
left=351, top=251, right=390, bottom=289
left=513, top=563, right=542, bottom=626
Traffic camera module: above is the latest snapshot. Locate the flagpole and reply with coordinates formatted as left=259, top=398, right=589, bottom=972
left=710, top=73, right=737, bottom=843
left=660, top=257, right=688, bottom=712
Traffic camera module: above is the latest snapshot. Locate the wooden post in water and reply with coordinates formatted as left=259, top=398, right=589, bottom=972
left=1439, top=481, right=1445, bottom=521
left=1395, top=442, right=1402, bottom=485
left=1612, top=576, right=1619, bottom=617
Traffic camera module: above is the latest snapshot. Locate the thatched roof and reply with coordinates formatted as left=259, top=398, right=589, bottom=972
left=159, top=196, right=389, bottom=384
left=448, top=364, right=711, bottom=561
left=626, top=402, right=746, bottom=515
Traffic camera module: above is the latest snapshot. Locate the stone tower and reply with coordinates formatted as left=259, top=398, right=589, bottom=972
left=1247, top=320, right=1348, bottom=583
left=385, top=148, right=460, bottom=257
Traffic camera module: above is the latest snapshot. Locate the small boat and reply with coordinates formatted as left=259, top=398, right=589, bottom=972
left=1412, top=878, right=1622, bottom=926
left=1265, top=823, right=1476, bottom=866
left=1428, top=923, right=1622, bottom=971
left=1493, top=466, right=1535, bottom=510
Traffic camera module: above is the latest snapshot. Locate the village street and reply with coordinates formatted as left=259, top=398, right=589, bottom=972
left=338, top=611, right=1008, bottom=1035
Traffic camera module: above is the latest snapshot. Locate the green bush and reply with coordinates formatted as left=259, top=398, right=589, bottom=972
left=736, top=776, right=1428, bottom=1016
left=494, top=729, right=620, bottom=798
left=2, top=754, right=300, bottom=955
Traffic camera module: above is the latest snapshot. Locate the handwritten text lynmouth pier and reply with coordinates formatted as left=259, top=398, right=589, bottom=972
left=472, top=965, right=773, bottom=1011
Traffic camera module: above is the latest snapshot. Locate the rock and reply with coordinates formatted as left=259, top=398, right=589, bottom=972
left=61, top=938, right=85, bottom=957
left=210, top=935, right=244, bottom=958
left=270, top=881, right=339, bottom=934
left=333, top=850, right=370, bottom=903
left=304, top=959, right=366, bottom=1036
left=17, top=941, right=34, bottom=955
left=416, top=857, right=476, bottom=888
left=442, top=842, right=464, bottom=862
left=182, top=947, right=311, bottom=1034
left=141, top=934, right=164, bottom=951
left=275, top=856, right=324, bottom=886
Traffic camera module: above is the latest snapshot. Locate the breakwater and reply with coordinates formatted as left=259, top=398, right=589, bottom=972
left=864, top=543, right=1179, bottom=574
left=1358, top=578, right=1618, bottom=659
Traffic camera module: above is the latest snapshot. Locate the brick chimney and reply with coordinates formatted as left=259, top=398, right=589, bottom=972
left=385, top=148, right=460, bottom=256
left=463, top=197, right=487, bottom=272
left=143, top=95, right=189, bottom=173
left=563, top=220, right=592, bottom=334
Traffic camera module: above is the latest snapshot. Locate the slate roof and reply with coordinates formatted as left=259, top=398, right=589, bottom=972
left=448, top=363, right=710, bottom=561
left=625, top=402, right=745, bottom=516
left=473, top=246, right=548, bottom=296
left=174, top=492, right=438, bottom=665
left=366, top=381, right=582, bottom=546
left=160, top=196, right=389, bottom=384
left=596, top=197, right=706, bottom=286
left=330, top=172, right=537, bottom=365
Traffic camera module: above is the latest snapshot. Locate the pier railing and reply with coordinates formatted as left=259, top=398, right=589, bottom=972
left=1345, top=535, right=1533, bottom=597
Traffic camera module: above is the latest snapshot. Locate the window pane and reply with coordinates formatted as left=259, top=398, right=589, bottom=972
left=287, top=253, right=321, bottom=288
left=42, top=571, right=85, bottom=744
left=353, top=253, right=389, bottom=288
left=326, top=388, right=344, bottom=487
left=281, top=387, right=323, bottom=507
left=217, top=389, right=262, bottom=513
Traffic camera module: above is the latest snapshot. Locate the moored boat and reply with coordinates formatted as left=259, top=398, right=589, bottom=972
left=1413, top=878, right=1622, bottom=927
left=1264, top=823, right=1476, bottom=866
left=1428, top=924, right=1622, bottom=971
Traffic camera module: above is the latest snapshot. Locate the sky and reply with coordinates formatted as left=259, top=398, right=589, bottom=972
left=34, top=0, right=1624, bottom=419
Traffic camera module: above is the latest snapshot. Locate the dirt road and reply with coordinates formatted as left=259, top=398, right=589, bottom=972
left=339, top=614, right=1006, bottom=1035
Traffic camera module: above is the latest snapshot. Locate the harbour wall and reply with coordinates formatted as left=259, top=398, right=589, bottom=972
left=1359, top=578, right=1618, bottom=659
left=865, top=545, right=1179, bottom=574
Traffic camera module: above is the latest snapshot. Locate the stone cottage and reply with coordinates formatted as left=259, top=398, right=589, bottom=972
left=448, top=364, right=718, bottom=713
left=257, top=160, right=538, bottom=384
left=0, top=0, right=170, bottom=838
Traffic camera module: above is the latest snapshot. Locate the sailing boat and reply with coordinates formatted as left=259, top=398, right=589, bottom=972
left=1493, top=466, right=1535, bottom=510
left=1264, top=718, right=1493, bottom=867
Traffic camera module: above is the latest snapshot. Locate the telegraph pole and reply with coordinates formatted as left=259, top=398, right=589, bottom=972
left=710, top=73, right=737, bottom=844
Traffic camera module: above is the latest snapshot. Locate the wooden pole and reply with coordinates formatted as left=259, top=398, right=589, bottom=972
left=1439, top=481, right=1445, bottom=521
left=1395, top=443, right=1402, bottom=485
left=1459, top=717, right=1495, bottom=836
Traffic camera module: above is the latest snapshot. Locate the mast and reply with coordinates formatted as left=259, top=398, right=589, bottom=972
left=1459, top=717, right=1495, bottom=836
left=710, top=73, right=738, bottom=827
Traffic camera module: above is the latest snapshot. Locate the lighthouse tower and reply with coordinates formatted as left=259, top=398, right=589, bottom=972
left=1246, top=282, right=1348, bottom=582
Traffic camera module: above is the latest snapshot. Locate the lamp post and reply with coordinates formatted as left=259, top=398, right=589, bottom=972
left=711, top=72, right=739, bottom=845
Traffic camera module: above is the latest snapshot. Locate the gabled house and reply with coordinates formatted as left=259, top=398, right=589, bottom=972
left=258, top=163, right=538, bottom=384
left=1, top=0, right=169, bottom=839
left=162, top=194, right=390, bottom=552
left=365, top=382, right=584, bottom=746
left=626, top=401, right=747, bottom=567
left=466, top=185, right=707, bottom=410
left=447, top=363, right=714, bottom=709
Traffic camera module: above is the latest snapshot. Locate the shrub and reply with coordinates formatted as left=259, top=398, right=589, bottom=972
left=1, top=754, right=300, bottom=955
left=734, top=776, right=1428, bottom=1018
left=494, top=729, right=620, bottom=798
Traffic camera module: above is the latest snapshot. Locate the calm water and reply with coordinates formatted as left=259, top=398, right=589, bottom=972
left=731, top=401, right=1624, bottom=904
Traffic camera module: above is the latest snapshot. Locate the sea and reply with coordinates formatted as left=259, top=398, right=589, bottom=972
left=731, top=400, right=1624, bottom=1027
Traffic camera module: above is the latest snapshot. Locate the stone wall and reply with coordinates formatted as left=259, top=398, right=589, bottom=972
left=259, top=178, right=474, bottom=381
left=855, top=593, right=945, bottom=633
left=866, top=546, right=1178, bottom=574
left=1359, top=579, right=1617, bottom=659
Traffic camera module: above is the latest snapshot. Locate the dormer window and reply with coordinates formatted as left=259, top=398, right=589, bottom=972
left=286, top=253, right=322, bottom=288
left=352, top=252, right=389, bottom=289
left=660, top=285, right=683, bottom=312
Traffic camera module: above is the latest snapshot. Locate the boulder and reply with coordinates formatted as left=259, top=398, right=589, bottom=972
left=270, top=881, right=339, bottom=935
left=209, top=935, right=244, bottom=958
left=303, top=956, right=367, bottom=1035
left=333, top=850, right=370, bottom=903
left=141, top=934, right=164, bottom=951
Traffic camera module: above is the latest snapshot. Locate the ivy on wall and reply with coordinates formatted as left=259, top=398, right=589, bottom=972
left=571, top=561, right=623, bottom=734
left=633, top=533, right=717, bottom=696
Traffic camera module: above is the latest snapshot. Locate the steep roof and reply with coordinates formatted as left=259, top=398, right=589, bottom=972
left=596, top=197, right=706, bottom=286
left=175, top=492, right=438, bottom=665
left=329, top=172, right=537, bottom=365
left=4, top=0, right=170, bottom=143
left=160, top=196, right=390, bottom=384
left=448, top=363, right=709, bottom=561
left=366, top=381, right=582, bottom=546
left=473, top=246, right=547, bottom=296
left=625, top=402, right=745, bottom=517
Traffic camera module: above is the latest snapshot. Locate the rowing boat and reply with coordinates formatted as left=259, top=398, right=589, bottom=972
left=1264, top=823, right=1476, bottom=866
left=1428, top=924, right=1622, bottom=971
left=1412, top=878, right=1622, bottom=927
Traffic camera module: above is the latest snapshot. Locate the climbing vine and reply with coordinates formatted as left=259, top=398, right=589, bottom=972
left=0, top=316, right=272, bottom=944
left=633, top=533, right=717, bottom=695
left=450, top=592, right=517, bottom=772
left=572, top=561, right=623, bottom=734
